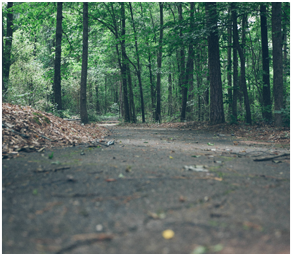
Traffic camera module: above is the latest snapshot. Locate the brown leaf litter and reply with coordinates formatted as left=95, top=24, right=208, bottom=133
left=2, top=103, right=110, bottom=159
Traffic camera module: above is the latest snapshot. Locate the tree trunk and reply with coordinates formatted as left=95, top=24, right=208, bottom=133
left=178, top=3, right=187, bottom=122
left=205, top=2, right=225, bottom=124
left=282, top=3, right=289, bottom=109
left=155, top=2, right=163, bottom=123
left=96, top=85, right=100, bottom=114
left=120, top=2, right=130, bottom=122
left=186, top=2, right=195, bottom=118
left=260, top=4, right=272, bottom=121
left=232, top=5, right=251, bottom=124
left=227, top=7, right=232, bottom=118
left=272, top=3, right=283, bottom=126
left=168, top=73, right=173, bottom=116
left=0, top=0, right=5, bottom=96
left=54, top=2, right=63, bottom=110
left=80, top=2, right=89, bottom=124
left=240, top=15, right=252, bottom=124
left=127, top=63, right=136, bottom=123
left=4, top=0, right=13, bottom=82
left=129, top=3, right=145, bottom=122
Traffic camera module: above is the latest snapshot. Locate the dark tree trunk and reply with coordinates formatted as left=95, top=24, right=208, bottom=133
left=227, top=7, right=232, bottom=117
left=126, top=63, right=136, bottom=123
left=186, top=2, right=195, bottom=117
left=129, top=3, right=145, bottom=123
left=4, top=0, right=13, bottom=81
left=54, top=2, right=63, bottom=110
left=80, top=2, right=89, bottom=124
left=205, top=2, right=225, bottom=124
left=155, top=2, right=163, bottom=123
left=148, top=52, right=155, bottom=118
left=232, top=7, right=251, bottom=124
left=96, top=85, right=100, bottom=114
left=282, top=3, right=289, bottom=109
left=0, top=0, right=5, bottom=96
left=260, top=4, right=272, bottom=121
left=178, top=3, right=187, bottom=122
left=272, top=3, right=283, bottom=126
left=168, top=73, right=173, bottom=116
left=121, top=2, right=130, bottom=122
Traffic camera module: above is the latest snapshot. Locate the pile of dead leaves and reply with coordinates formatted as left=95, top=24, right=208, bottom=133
left=2, top=103, right=110, bottom=159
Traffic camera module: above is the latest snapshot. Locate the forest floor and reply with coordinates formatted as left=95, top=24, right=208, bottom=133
left=2, top=104, right=290, bottom=253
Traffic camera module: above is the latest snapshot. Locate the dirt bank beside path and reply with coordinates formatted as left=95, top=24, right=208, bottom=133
left=2, top=126, right=290, bottom=253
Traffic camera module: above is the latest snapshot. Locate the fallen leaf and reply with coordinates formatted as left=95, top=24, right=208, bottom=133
left=162, top=229, right=175, bottom=239
left=105, top=178, right=116, bottom=182
left=169, top=156, right=173, bottom=159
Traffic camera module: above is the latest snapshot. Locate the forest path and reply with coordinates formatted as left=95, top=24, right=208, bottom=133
left=2, top=126, right=290, bottom=253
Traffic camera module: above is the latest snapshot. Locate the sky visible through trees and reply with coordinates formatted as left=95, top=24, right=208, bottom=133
left=2, top=2, right=290, bottom=126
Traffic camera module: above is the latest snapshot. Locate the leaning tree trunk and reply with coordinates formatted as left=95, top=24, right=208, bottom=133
left=80, top=2, right=89, bottom=124
left=272, top=3, right=283, bottom=126
left=205, top=2, right=225, bottom=124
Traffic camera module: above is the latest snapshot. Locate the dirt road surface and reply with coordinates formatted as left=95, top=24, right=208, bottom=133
left=2, top=126, right=290, bottom=253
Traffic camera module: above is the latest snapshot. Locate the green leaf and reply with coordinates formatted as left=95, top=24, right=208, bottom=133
left=207, top=142, right=214, bottom=146
left=48, top=152, right=54, bottom=159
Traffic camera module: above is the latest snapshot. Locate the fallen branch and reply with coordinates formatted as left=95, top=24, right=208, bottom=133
left=253, top=153, right=290, bottom=161
left=34, top=166, right=70, bottom=173
left=56, top=233, right=113, bottom=253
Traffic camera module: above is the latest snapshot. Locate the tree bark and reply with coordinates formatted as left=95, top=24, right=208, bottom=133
left=227, top=6, right=232, bottom=117
left=129, top=3, right=145, bottom=122
left=272, top=3, right=283, bottom=126
left=120, top=2, right=130, bottom=122
left=168, top=73, right=173, bottom=116
left=126, top=63, right=136, bottom=123
left=155, top=2, right=163, bottom=123
left=232, top=5, right=251, bottom=124
left=4, top=0, right=13, bottom=82
left=260, top=4, right=272, bottom=121
left=205, top=2, right=225, bottom=124
left=178, top=3, right=187, bottom=122
left=54, top=2, right=63, bottom=110
left=0, top=0, right=5, bottom=96
left=186, top=2, right=195, bottom=117
left=80, top=2, right=89, bottom=124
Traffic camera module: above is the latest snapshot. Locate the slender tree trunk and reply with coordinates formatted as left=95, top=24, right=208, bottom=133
left=96, top=85, right=100, bottom=114
left=127, top=63, right=136, bottom=123
left=227, top=7, right=232, bottom=118
left=120, top=2, right=130, bottom=122
left=260, top=4, right=272, bottom=121
left=241, top=15, right=252, bottom=124
left=186, top=2, right=195, bottom=118
left=205, top=2, right=225, bottom=124
left=148, top=50, right=155, bottom=118
left=2, top=2, right=13, bottom=95
left=168, top=73, right=173, bottom=116
left=178, top=4, right=187, bottom=122
left=129, top=3, right=145, bottom=122
left=54, top=2, right=63, bottom=110
left=231, top=4, right=238, bottom=122
left=272, top=3, right=283, bottom=126
left=0, top=0, right=5, bottom=96
left=195, top=50, right=201, bottom=121
left=282, top=2, right=289, bottom=109
left=155, top=2, right=163, bottom=123
left=104, top=76, right=107, bottom=114
left=80, top=2, right=89, bottom=124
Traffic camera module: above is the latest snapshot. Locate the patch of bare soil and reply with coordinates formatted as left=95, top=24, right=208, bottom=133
left=119, top=121, right=290, bottom=146
left=2, top=103, right=110, bottom=159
